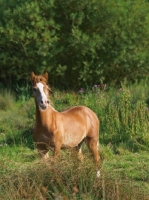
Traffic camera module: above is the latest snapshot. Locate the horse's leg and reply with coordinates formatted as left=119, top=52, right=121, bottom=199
left=53, top=141, right=61, bottom=159
left=43, top=151, right=50, bottom=159
left=38, top=149, right=49, bottom=159
left=76, top=140, right=84, bottom=161
left=37, top=144, right=49, bottom=160
left=86, top=137, right=100, bottom=177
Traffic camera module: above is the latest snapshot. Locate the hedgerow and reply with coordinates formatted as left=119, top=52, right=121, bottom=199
left=0, top=0, right=149, bottom=89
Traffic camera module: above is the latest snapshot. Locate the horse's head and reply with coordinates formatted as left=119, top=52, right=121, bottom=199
left=30, top=72, right=51, bottom=110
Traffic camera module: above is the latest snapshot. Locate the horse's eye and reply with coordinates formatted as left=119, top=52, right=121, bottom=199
left=33, top=88, right=37, bottom=92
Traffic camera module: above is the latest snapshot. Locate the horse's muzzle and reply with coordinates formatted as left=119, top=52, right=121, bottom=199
left=39, top=100, right=49, bottom=110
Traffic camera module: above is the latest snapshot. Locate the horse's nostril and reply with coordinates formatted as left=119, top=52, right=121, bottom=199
left=47, top=100, right=49, bottom=104
left=41, top=100, right=43, bottom=104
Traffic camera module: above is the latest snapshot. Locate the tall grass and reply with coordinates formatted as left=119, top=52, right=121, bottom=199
left=0, top=96, right=34, bottom=147
left=0, top=150, right=149, bottom=200
left=0, top=89, right=15, bottom=110
left=0, top=81, right=149, bottom=199
left=53, top=82, right=149, bottom=152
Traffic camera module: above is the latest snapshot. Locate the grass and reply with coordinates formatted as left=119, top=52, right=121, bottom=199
left=0, top=81, right=149, bottom=199
left=0, top=145, right=149, bottom=199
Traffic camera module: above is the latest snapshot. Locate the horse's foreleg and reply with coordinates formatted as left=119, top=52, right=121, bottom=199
left=53, top=141, right=61, bottom=159
left=36, top=143, right=50, bottom=160
left=43, top=151, right=50, bottom=159
left=38, top=149, right=49, bottom=160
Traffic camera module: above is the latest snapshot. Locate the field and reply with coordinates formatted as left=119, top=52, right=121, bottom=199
left=0, top=81, right=149, bottom=200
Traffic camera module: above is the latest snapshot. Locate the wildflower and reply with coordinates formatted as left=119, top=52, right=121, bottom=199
left=78, top=88, right=84, bottom=93
left=94, top=84, right=98, bottom=88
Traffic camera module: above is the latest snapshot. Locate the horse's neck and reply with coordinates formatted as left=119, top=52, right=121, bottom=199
left=35, top=102, right=54, bottom=127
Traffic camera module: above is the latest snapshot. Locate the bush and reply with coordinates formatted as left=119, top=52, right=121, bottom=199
left=0, top=0, right=149, bottom=88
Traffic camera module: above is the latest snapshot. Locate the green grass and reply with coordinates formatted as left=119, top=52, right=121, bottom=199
left=0, top=81, right=149, bottom=199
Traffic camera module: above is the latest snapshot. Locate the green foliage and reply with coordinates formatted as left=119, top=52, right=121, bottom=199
left=76, top=82, right=149, bottom=152
left=14, top=80, right=31, bottom=101
left=1, top=0, right=149, bottom=88
left=0, top=0, right=59, bottom=85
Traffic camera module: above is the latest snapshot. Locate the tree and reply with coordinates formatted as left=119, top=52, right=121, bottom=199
left=0, top=0, right=149, bottom=89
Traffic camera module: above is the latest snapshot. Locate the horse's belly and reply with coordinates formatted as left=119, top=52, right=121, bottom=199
left=62, top=131, right=86, bottom=147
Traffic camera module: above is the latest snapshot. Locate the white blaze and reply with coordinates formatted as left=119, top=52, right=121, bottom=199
left=36, top=82, right=47, bottom=103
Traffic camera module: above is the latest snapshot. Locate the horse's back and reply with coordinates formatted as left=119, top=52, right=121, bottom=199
left=61, top=106, right=99, bottom=135
left=63, top=105, right=98, bottom=119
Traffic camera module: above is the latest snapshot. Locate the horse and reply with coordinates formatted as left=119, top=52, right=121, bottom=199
left=30, top=72, right=101, bottom=177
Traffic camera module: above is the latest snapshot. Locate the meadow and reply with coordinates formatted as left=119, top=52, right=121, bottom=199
left=0, top=81, right=149, bottom=200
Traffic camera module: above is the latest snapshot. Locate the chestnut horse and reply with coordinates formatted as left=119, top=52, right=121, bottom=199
left=30, top=72, right=100, bottom=177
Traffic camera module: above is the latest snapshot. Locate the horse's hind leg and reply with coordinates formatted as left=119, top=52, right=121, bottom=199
left=76, top=140, right=84, bottom=161
left=86, top=137, right=100, bottom=176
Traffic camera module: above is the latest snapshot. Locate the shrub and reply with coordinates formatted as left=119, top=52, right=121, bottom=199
left=0, top=0, right=149, bottom=88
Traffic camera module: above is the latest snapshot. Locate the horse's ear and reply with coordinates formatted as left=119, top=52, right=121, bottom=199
left=44, top=72, right=48, bottom=81
left=30, top=72, right=35, bottom=81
